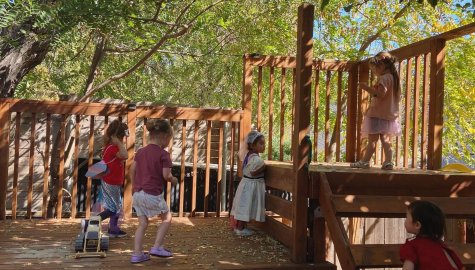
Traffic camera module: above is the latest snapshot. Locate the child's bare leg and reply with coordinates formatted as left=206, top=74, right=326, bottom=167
left=134, top=216, right=149, bottom=255
left=362, top=134, right=379, bottom=162
left=380, top=134, right=393, bottom=163
left=153, top=211, right=172, bottom=248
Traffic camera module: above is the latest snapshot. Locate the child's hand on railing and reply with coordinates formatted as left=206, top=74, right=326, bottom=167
left=170, top=176, right=178, bottom=186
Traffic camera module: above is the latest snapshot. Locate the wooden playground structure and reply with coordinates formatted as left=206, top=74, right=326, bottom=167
left=1, top=3, right=475, bottom=270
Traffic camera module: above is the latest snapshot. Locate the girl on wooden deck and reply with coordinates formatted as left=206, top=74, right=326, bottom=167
left=129, top=119, right=178, bottom=264
left=98, top=119, right=129, bottom=237
left=230, top=130, right=266, bottom=236
left=400, top=200, right=463, bottom=270
left=351, top=51, right=402, bottom=170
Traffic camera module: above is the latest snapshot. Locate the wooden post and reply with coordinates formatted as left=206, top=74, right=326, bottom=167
left=125, top=107, right=137, bottom=219
left=0, top=101, right=10, bottom=220
left=346, top=66, right=358, bottom=162
left=291, top=3, right=314, bottom=263
left=240, top=55, right=253, bottom=175
left=427, top=39, right=446, bottom=170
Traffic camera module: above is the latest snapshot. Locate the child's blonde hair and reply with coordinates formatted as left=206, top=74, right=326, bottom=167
left=145, top=119, right=173, bottom=138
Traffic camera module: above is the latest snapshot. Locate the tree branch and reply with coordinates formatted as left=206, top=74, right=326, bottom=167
left=358, top=2, right=411, bottom=53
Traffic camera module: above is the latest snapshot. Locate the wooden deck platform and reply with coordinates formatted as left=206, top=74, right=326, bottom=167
left=0, top=217, right=331, bottom=270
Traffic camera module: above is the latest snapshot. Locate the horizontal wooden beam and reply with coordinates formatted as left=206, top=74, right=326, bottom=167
left=136, top=106, right=242, bottom=122
left=265, top=193, right=292, bottom=220
left=333, top=195, right=475, bottom=218
left=244, top=55, right=356, bottom=71
left=352, top=243, right=475, bottom=267
left=2, top=98, right=129, bottom=116
left=308, top=169, right=475, bottom=198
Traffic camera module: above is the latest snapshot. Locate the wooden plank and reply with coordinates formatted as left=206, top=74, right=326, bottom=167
left=351, top=243, right=475, bottom=267
left=228, top=122, right=236, bottom=210
left=412, top=55, right=421, bottom=168
left=255, top=216, right=293, bottom=248
left=279, top=68, right=286, bottom=161
left=268, top=67, right=274, bottom=159
left=204, top=121, right=211, bottom=217
left=191, top=120, right=199, bottom=217
left=56, top=115, right=66, bottom=219
left=167, top=119, right=174, bottom=207
left=421, top=53, right=430, bottom=169
left=5, top=98, right=129, bottom=116
left=257, top=66, right=263, bottom=132
left=42, top=114, right=51, bottom=219
left=395, top=61, right=403, bottom=167
left=12, top=112, right=20, bottom=219
left=265, top=164, right=294, bottom=192
left=70, top=115, right=79, bottom=219
left=27, top=113, right=36, bottom=219
left=318, top=173, right=356, bottom=270
left=427, top=39, right=446, bottom=169
left=179, top=120, right=186, bottom=217
left=291, top=3, right=314, bottom=263
left=246, top=54, right=356, bottom=71
left=403, top=58, right=412, bottom=168
left=142, top=118, right=147, bottom=146
left=265, top=193, right=292, bottom=220
left=241, top=56, right=253, bottom=174
left=309, top=169, right=475, bottom=197
left=345, top=66, right=358, bottom=162
left=86, top=115, right=94, bottom=218
left=124, top=110, right=135, bottom=219
left=324, top=70, right=331, bottom=160
left=0, top=102, right=9, bottom=220
left=313, top=69, right=320, bottom=162
left=335, top=71, right=342, bottom=162
left=216, top=122, right=223, bottom=217
left=333, top=195, right=475, bottom=218
left=136, top=106, right=243, bottom=122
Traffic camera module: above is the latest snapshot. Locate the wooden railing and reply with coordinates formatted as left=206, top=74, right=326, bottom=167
left=0, top=98, right=243, bottom=220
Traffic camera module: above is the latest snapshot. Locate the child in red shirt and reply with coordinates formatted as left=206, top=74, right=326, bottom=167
left=400, top=200, right=464, bottom=270
left=98, top=120, right=129, bottom=237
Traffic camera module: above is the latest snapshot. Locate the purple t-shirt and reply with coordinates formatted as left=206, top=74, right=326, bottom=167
left=133, top=144, right=172, bottom=196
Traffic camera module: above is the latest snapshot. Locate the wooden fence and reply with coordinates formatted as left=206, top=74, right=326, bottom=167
left=0, top=98, right=243, bottom=220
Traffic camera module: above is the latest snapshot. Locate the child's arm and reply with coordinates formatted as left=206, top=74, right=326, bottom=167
left=359, top=82, right=386, bottom=98
left=129, top=161, right=136, bottom=183
left=250, top=163, right=266, bottom=176
left=112, top=136, right=128, bottom=159
left=163, top=167, right=178, bottom=186
left=402, top=260, right=414, bottom=270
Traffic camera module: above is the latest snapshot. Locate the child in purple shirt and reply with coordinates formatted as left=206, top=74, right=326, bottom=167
left=129, top=119, right=178, bottom=264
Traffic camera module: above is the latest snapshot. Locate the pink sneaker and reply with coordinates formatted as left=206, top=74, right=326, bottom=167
left=150, top=246, right=173, bottom=257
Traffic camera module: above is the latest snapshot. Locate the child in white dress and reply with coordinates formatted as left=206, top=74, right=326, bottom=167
left=230, top=130, right=266, bottom=236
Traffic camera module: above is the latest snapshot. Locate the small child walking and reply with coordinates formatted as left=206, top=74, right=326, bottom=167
left=98, top=119, right=129, bottom=237
left=129, top=119, right=178, bottom=264
left=351, top=51, right=402, bottom=170
left=400, top=200, right=463, bottom=270
left=230, top=130, right=266, bottom=236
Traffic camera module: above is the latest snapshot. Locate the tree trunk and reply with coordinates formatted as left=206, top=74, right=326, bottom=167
left=0, top=32, right=51, bottom=97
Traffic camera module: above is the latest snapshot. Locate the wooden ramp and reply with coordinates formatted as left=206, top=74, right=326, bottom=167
left=0, top=217, right=334, bottom=270
left=317, top=171, right=475, bottom=269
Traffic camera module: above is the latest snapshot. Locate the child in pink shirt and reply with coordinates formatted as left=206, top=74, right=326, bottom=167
left=129, top=119, right=178, bottom=264
left=351, top=51, right=402, bottom=170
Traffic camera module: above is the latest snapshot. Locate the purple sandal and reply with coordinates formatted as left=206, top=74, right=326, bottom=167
left=130, top=253, right=150, bottom=263
left=150, top=246, right=173, bottom=257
